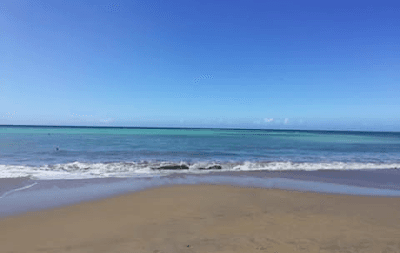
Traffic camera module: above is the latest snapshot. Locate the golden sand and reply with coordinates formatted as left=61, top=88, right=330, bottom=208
left=1, top=184, right=400, bottom=253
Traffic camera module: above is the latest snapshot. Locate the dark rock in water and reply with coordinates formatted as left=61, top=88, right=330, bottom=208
left=152, top=165, right=189, bottom=170
left=199, top=165, right=222, bottom=170
left=208, top=165, right=222, bottom=170
left=55, top=147, right=59, bottom=151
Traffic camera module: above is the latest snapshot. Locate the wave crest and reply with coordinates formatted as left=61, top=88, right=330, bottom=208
left=1, top=161, right=399, bottom=180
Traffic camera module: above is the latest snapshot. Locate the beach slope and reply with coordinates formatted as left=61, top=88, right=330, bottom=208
left=1, top=184, right=400, bottom=253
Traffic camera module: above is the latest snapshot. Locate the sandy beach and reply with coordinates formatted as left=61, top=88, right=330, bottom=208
left=1, top=184, right=400, bottom=253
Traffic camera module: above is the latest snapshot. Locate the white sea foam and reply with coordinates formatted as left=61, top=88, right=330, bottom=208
left=1, top=161, right=400, bottom=180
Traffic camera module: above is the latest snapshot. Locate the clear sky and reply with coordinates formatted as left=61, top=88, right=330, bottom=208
left=1, top=0, right=399, bottom=131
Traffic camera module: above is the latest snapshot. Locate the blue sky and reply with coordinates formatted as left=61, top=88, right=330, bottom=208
left=0, top=0, right=399, bottom=131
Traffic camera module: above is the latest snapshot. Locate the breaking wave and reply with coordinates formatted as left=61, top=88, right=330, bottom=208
left=1, top=161, right=400, bottom=180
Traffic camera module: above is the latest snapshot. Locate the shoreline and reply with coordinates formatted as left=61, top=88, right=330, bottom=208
left=2, top=169, right=400, bottom=218
left=1, top=184, right=400, bottom=253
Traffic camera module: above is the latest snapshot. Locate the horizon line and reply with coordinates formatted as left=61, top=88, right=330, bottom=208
left=0, top=124, right=399, bottom=134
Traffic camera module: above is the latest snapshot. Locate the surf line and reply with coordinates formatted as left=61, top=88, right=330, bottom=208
left=0, top=182, right=38, bottom=199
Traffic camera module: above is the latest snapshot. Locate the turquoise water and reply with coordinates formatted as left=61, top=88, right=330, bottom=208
left=1, top=126, right=400, bottom=179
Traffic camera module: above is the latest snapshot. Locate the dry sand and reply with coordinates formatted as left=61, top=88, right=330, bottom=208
left=1, top=184, right=400, bottom=253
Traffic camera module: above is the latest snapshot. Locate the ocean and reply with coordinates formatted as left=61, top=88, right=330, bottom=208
left=1, top=125, right=400, bottom=180
left=2, top=125, right=400, bottom=216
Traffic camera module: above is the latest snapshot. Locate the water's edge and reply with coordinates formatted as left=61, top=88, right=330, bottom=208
left=1, top=169, right=400, bottom=218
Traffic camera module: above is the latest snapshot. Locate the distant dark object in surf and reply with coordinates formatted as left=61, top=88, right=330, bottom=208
left=198, top=165, right=222, bottom=170
left=152, top=165, right=222, bottom=170
left=55, top=147, right=59, bottom=151
left=153, top=165, right=190, bottom=170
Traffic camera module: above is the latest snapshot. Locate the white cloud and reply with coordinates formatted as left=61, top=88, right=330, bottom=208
left=264, top=118, right=274, bottom=123
left=284, top=118, right=289, bottom=124
left=100, top=118, right=115, bottom=123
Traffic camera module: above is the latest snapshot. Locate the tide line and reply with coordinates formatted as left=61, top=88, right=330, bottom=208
left=0, top=182, right=38, bottom=199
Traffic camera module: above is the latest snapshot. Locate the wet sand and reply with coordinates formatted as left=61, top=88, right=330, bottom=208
left=0, top=177, right=32, bottom=196
left=1, top=184, right=400, bottom=253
